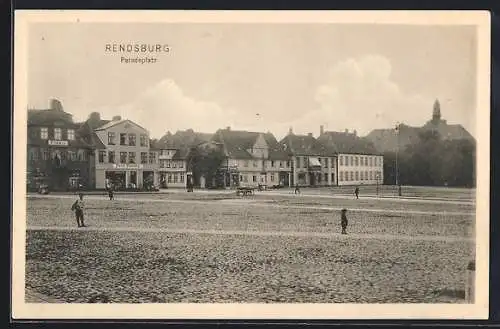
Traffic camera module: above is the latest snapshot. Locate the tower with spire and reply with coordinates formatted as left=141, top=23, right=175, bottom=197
left=432, top=99, right=441, bottom=122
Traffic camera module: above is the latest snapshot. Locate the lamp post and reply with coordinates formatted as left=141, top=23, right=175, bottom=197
left=395, top=123, right=402, bottom=197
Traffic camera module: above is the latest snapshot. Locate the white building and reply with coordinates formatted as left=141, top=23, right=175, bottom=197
left=317, top=127, right=384, bottom=186
left=91, top=116, right=158, bottom=189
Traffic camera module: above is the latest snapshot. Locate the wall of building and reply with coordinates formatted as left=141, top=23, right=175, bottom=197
left=337, top=153, right=384, bottom=186
left=292, top=155, right=337, bottom=186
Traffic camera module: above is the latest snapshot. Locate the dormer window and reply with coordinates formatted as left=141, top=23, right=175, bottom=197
left=67, top=129, right=75, bottom=140
left=54, top=128, right=62, bottom=140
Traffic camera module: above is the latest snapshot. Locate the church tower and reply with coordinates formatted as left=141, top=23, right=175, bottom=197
left=432, top=99, right=441, bottom=122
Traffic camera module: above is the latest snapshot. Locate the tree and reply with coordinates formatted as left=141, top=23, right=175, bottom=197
left=189, top=144, right=226, bottom=188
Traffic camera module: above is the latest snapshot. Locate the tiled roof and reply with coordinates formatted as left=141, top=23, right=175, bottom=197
left=158, top=129, right=213, bottom=149
left=94, top=119, right=148, bottom=132
left=263, top=132, right=290, bottom=160
left=280, top=133, right=335, bottom=157
left=28, top=109, right=76, bottom=127
left=317, top=131, right=379, bottom=155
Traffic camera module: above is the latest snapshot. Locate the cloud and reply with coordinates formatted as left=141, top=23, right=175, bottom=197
left=287, top=55, right=433, bottom=136
left=92, top=79, right=243, bottom=138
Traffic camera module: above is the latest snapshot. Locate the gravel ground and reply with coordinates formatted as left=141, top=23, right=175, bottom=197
left=25, top=193, right=475, bottom=304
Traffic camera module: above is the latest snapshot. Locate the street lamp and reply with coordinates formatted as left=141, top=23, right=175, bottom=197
left=395, top=123, right=402, bottom=197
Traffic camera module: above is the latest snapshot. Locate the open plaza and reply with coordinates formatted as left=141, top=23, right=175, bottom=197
left=25, top=186, right=475, bottom=304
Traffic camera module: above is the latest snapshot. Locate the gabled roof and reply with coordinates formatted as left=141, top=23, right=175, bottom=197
left=263, top=132, right=290, bottom=160
left=212, top=129, right=258, bottom=159
left=280, top=133, right=335, bottom=157
left=94, top=119, right=148, bottom=133
left=317, top=131, right=379, bottom=155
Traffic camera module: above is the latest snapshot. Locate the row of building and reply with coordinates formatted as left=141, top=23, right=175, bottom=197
left=27, top=99, right=384, bottom=191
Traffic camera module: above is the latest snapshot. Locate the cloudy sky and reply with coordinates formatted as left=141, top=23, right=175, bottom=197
left=27, top=23, right=477, bottom=140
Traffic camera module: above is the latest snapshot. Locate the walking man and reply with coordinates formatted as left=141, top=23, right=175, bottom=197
left=354, top=186, right=359, bottom=199
left=71, top=193, right=86, bottom=228
left=340, top=208, right=348, bottom=234
left=108, top=187, right=114, bottom=201
left=294, top=183, right=301, bottom=194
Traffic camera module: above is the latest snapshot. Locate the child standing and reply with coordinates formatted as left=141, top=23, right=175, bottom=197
left=71, top=193, right=86, bottom=228
left=354, top=186, right=359, bottom=199
left=340, top=208, right=348, bottom=234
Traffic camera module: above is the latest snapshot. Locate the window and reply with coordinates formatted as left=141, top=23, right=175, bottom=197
left=243, top=160, right=249, bottom=167
left=339, top=156, right=343, bottom=166
left=365, top=171, right=369, bottom=180
left=271, top=161, right=275, bottom=167
left=54, top=128, right=62, bottom=140
left=98, top=151, right=106, bottom=163
left=149, top=152, right=156, bottom=164
left=240, top=175, right=243, bottom=181
left=120, top=152, right=127, bottom=163
left=68, top=151, right=76, bottom=161
left=77, top=149, right=86, bottom=161
left=67, top=129, right=75, bottom=140
left=324, top=158, right=329, bottom=168
left=28, top=148, right=38, bottom=161
left=270, top=174, right=274, bottom=182
left=166, top=161, right=171, bottom=168
left=108, top=132, right=116, bottom=145
left=172, top=161, right=177, bottom=168
left=167, top=174, right=172, bottom=183
left=350, top=171, right=354, bottom=181
left=40, top=127, right=48, bottom=139
left=180, top=174, right=184, bottom=183
left=180, top=161, right=184, bottom=168
left=355, top=171, right=359, bottom=180
left=331, top=173, right=335, bottom=183
left=108, top=151, right=115, bottom=163
left=128, top=152, right=136, bottom=164
left=41, top=148, right=49, bottom=160
left=253, top=161, right=258, bottom=167
left=369, top=157, right=373, bottom=166
left=173, top=174, right=178, bottom=183
left=140, top=134, right=148, bottom=147
left=324, top=173, right=328, bottom=182
left=253, top=175, right=257, bottom=182
left=244, top=175, right=248, bottom=182
left=279, top=161, right=283, bottom=168
left=354, top=156, right=358, bottom=166
left=128, top=134, right=136, bottom=146
left=120, top=133, right=127, bottom=145
left=365, top=157, right=368, bottom=166
left=141, top=152, right=148, bottom=164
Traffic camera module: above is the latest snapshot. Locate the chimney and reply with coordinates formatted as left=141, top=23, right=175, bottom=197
left=49, top=98, right=63, bottom=111
left=88, top=112, right=101, bottom=121
left=289, top=127, right=293, bottom=135
left=353, top=129, right=357, bottom=136
left=226, top=126, right=231, bottom=131
left=320, top=125, right=324, bottom=136
left=344, top=129, right=349, bottom=134
left=112, top=115, right=122, bottom=121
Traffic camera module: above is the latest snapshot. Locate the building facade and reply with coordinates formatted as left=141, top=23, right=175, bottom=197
left=212, top=128, right=292, bottom=188
left=317, top=127, right=383, bottom=186
left=156, top=147, right=189, bottom=188
left=91, top=117, right=158, bottom=190
left=280, top=129, right=337, bottom=187
left=27, top=99, right=96, bottom=191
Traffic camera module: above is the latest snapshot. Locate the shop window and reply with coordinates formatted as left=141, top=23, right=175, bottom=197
left=40, top=127, right=48, bottom=139
left=180, top=174, right=184, bottom=183
left=128, top=134, right=136, bottom=146
left=167, top=174, right=172, bottom=183
left=173, top=174, right=178, bottom=183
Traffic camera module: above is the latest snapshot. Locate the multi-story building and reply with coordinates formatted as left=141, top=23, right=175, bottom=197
left=317, top=126, right=384, bottom=186
left=280, top=128, right=337, bottom=187
left=212, top=127, right=292, bottom=188
left=27, top=99, right=96, bottom=191
left=79, top=115, right=158, bottom=190
left=155, top=129, right=213, bottom=188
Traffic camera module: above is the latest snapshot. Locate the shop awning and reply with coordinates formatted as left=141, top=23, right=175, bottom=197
left=308, top=157, right=321, bottom=167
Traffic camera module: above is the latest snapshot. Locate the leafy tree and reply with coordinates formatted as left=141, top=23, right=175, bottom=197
left=189, top=144, right=226, bottom=188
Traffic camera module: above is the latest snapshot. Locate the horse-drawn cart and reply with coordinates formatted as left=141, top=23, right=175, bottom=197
left=236, top=186, right=255, bottom=196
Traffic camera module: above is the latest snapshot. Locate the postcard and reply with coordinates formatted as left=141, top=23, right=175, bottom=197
left=12, top=10, right=490, bottom=319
